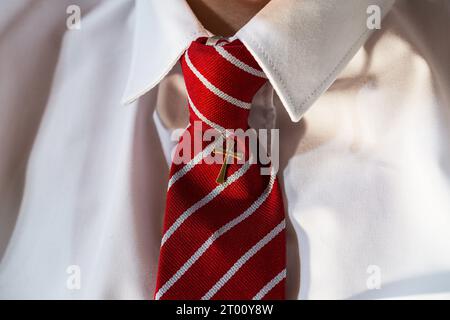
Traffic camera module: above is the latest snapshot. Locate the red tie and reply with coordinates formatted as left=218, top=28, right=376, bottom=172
left=154, top=37, right=286, bottom=300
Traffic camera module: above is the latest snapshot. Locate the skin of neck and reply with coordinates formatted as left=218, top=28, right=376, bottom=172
left=186, top=0, right=271, bottom=37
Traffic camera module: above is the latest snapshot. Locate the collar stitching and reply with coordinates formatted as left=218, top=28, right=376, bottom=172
left=240, top=30, right=296, bottom=114
left=298, top=27, right=372, bottom=112
left=122, top=30, right=207, bottom=104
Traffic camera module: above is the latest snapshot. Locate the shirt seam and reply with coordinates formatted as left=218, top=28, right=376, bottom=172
left=241, top=26, right=372, bottom=119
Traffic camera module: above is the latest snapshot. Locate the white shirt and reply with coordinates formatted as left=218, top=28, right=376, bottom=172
left=0, top=0, right=449, bottom=299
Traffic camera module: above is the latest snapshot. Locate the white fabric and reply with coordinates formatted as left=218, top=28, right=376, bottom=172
left=0, top=0, right=449, bottom=299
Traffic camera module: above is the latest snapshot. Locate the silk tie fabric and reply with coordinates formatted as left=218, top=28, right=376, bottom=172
left=154, top=37, right=286, bottom=300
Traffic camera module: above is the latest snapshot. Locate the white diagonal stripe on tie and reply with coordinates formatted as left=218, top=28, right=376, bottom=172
left=167, top=136, right=223, bottom=190
left=155, top=172, right=277, bottom=300
left=187, top=93, right=229, bottom=136
left=160, top=156, right=254, bottom=247
left=252, top=269, right=286, bottom=300
left=185, top=49, right=252, bottom=110
left=215, top=46, right=267, bottom=79
left=201, top=219, right=286, bottom=300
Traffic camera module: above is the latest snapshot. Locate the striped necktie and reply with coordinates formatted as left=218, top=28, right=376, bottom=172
left=154, top=37, right=286, bottom=300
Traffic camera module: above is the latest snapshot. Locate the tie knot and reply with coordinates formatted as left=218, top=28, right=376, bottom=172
left=181, top=37, right=268, bottom=132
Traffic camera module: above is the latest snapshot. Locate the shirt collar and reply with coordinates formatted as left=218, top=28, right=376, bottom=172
left=122, top=0, right=395, bottom=122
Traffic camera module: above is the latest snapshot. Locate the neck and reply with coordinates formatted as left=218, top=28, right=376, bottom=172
left=186, top=0, right=271, bottom=37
